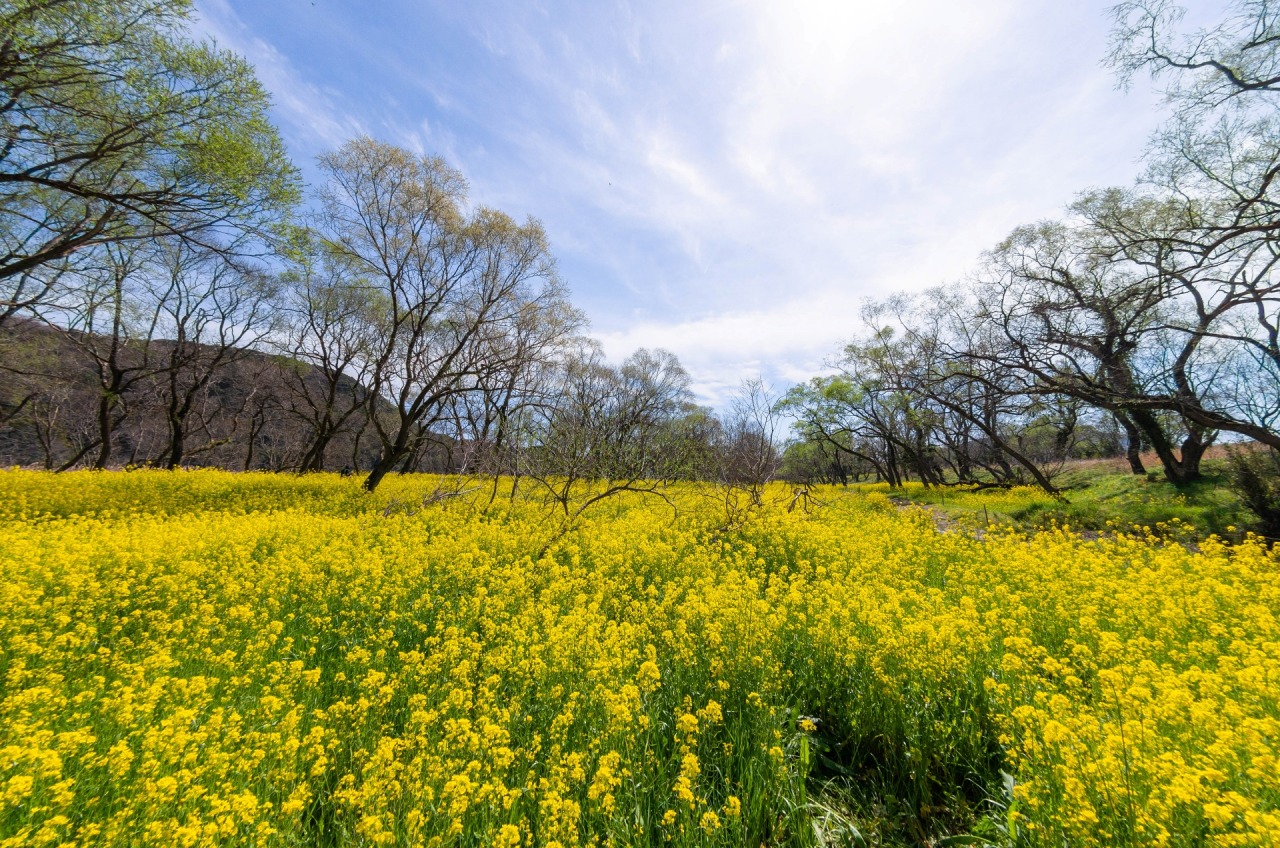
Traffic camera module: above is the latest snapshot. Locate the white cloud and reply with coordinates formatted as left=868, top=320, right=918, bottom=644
left=596, top=291, right=866, bottom=406
left=193, top=0, right=367, bottom=157
left=192, top=0, right=1169, bottom=408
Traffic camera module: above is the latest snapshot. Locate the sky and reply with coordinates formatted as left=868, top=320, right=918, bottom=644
left=193, top=0, right=1182, bottom=407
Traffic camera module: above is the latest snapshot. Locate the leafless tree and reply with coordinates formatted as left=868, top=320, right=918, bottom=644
left=145, top=241, right=279, bottom=469
left=276, top=237, right=379, bottom=472
left=314, top=138, right=575, bottom=492
left=520, top=347, right=695, bottom=524
left=31, top=241, right=166, bottom=468
left=713, top=378, right=782, bottom=505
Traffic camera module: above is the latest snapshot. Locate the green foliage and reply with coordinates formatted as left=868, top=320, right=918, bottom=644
left=1017, top=468, right=1249, bottom=539
left=1225, top=446, right=1280, bottom=539
left=0, top=0, right=300, bottom=279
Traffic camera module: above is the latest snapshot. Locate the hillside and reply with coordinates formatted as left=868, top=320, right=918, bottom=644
left=0, top=319, right=392, bottom=472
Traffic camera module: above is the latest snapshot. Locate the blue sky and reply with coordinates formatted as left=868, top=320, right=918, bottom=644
left=195, top=0, right=1179, bottom=406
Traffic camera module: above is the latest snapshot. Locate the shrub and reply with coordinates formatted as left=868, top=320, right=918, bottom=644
left=1226, top=444, right=1280, bottom=539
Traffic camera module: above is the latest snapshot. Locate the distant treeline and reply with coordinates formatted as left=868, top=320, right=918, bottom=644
left=781, top=0, right=1280, bottom=493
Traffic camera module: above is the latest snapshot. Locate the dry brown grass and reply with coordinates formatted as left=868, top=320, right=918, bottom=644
left=1061, top=442, right=1260, bottom=475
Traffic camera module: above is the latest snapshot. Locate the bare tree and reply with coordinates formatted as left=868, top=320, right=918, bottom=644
left=314, top=138, right=575, bottom=492
left=1076, top=189, right=1280, bottom=445
left=31, top=241, right=167, bottom=468
left=434, top=290, right=587, bottom=502
left=1110, top=1, right=1280, bottom=104
left=715, top=378, right=782, bottom=505
left=881, top=293, right=1070, bottom=495
left=521, top=347, right=695, bottom=523
left=1108, top=1, right=1280, bottom=250
left=145, top=241, right=279, bottom=469
left=277, top=236, right=378, bottom=472
left=969, top=216, right=1221, bottom=483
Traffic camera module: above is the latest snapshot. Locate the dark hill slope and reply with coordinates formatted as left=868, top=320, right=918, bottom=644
left=0, top=319, right=388, bottom=471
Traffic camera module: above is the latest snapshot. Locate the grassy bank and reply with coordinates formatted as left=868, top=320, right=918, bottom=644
left=864, top=461, right=1256, bottom=542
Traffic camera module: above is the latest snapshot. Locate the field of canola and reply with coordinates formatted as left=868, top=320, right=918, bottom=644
left=1, top=470, right=1278, bottom=847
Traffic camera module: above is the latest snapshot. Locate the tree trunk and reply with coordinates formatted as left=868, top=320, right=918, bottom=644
left=362, top=460, right=392, bottom=492
left=166, top=416, right=186, bottom=470
left=1115, top=413, right=1146, bottom=475
left=363, top=445, right=407, bottom=492
left=94, top=394, right=114, bottom=470
left=398, top=449, right=417, bottom=474
left=300, top=433, right=332, bottom=472
left=244, top=413, right=265, bottom=471
left=884, top=440, right=902, bottom=488
left=1129, top=409, right=1198, bottom=485
left=350, top=425, right=365, bottom=472
left=1178, top=430, right=1211, bottom=481
left=56, top=438, right=100, bottom=472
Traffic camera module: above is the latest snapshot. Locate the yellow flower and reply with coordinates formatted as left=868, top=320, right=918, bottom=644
left=494, top=823, right=522, bottom=847
left=1, top=470, right=1277, bottom=848
left=636, top=661, right=662, bottom=693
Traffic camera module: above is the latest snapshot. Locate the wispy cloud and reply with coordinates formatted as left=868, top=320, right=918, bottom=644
left=195, top=0, right=1167, bottom=406
left=193, top=0, right=367, bottom=159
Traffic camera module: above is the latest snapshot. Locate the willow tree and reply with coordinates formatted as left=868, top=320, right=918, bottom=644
left=0, top=0, right=299, bottom=296
left=314, top=138, right=580, bottom=493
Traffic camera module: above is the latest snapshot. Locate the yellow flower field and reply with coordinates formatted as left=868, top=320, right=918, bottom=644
left=0, top=470, right=1277, bottom=847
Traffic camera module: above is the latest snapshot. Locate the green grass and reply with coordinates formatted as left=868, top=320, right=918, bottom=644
left=1020, top=464, right=1252, bottom=540
left=864, top=461, right=1256, bottom=541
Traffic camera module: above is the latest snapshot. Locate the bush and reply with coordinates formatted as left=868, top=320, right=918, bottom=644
left=1226, top=445, right=1280, bottom=539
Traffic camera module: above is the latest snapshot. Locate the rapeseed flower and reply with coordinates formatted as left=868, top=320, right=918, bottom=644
left=0, top=469, right=1275, bottom=847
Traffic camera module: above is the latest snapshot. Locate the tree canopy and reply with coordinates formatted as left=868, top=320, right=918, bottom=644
left=0, top=0, right=299, bottom=289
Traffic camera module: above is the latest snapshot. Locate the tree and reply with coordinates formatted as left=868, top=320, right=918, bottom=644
left=783, top=286, right=1101, bottom=496
left=1108, top=0, right=1280, bottom=246
left=875, top=292, right=1070, bottom=494
left=38, top=241, right=161, bottom=469
left=700, top=378, right=784, bottom=526
left=779, top=437, right=854, bottom=486
left=0, top=0, right=299, bottom=289
left=1225, top=444, right=1280, bottom=538
left=780, top=374, right=909, bottom=488
left=441, top=284, right=587, bottom=497
left=521, top=347, right=695, bottom=522
left=146, top=241, right=279, bottom=469
left=716, top=378, right=783, bottom=503
left=778, top=1, right=1280, bottom=491
left=1076, top=189, right=1280, bottom=453
left=277, top=234, right=379, bottom=472
left=1110, top=1, right=1280, bottom=106
left=314, top=138, right=578, bottom=492
left=970, top=214, right=1221, bottom=484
